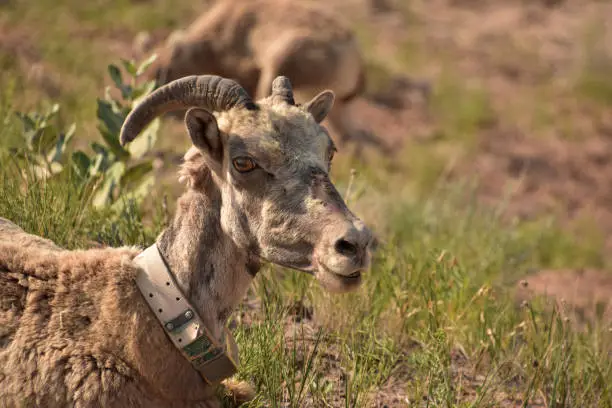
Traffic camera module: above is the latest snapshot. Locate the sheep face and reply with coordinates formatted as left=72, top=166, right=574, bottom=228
left=183, top=96, right=372, bottom=293
left=120, top=75, right=373, bottom=293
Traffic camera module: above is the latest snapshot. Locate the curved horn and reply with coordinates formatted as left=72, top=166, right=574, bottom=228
left=120, top=75, right=257, bottom=146
left=270, top=76, right=295, bottom=105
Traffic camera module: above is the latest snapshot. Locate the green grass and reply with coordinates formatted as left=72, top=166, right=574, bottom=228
left=575, top=16, right=612, bottom=107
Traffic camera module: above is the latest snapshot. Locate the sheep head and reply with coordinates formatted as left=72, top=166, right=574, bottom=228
left=120, top=75, right=373, bottom=293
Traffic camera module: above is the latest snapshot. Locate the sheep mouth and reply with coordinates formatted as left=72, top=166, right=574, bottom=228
left=257, top=254, right=362, bottom=287
left=331, top=270, right=362, bottom=282
left=341, top=270, right=362, bottom=279
left=260, top=257, right=315, bottom=275
left=317, top=263, right=363, bottom=285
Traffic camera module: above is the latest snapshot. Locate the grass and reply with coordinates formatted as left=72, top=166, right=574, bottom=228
left=575, top=16, right=612, bottom=107
left=2, top=1, right=612, bottom=406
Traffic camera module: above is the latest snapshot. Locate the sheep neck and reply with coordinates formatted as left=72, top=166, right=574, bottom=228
left=155, top=177, right=259, bottom=343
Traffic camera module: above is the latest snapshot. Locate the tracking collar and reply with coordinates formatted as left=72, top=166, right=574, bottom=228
left=133, top=244, right=239, bottom=384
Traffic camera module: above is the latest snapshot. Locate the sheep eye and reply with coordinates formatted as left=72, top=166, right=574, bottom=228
left=232, top=156, right=257, bottom=173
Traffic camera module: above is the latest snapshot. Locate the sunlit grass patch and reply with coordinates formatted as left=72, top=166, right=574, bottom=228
left=226, top=179, right=611, bottom=406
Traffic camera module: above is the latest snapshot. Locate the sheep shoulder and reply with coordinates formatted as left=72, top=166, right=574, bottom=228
left=0, top=229, right=156, bottom=407
left=0, top=223, right=241, bottom=406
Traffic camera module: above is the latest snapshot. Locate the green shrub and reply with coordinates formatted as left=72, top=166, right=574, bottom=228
left=11, top=55, right=160, bottom=212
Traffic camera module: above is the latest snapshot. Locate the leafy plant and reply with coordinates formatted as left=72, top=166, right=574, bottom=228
left=13, top=54, right=160, bottom=211
left=14, top=103, right=76, bottom=179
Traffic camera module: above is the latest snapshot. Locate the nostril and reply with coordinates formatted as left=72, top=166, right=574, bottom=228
left=335, top=239, right=359, bottom=258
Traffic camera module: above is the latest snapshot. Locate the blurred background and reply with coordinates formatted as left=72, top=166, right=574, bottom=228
left=1, top=0, right=612, bottom=406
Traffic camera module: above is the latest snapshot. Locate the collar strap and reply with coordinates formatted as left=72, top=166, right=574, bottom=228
left=133, top=244, right=239, bottom=385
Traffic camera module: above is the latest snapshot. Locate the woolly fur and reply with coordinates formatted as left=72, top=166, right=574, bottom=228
left=0, top=220, right=226, bottom=408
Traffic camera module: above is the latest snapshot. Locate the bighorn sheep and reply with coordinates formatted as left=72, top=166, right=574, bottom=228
left=138, top=0, right=382, bottom=149
left=0, top=75, right=374, bottom=407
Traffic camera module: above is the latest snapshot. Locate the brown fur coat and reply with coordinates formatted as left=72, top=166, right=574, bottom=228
left=0, top=219, right=221, bottom=408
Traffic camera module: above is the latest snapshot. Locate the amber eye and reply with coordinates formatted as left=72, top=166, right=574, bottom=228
left=232, top=156, right=257, bottom=173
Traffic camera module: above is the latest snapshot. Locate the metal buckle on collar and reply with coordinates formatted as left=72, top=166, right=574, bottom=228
left=164, top=308, right=239, bottom=384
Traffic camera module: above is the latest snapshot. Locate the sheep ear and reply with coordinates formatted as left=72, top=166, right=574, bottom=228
left=304, top=90, right=335, bottom=123
left=184, top=108, right=223, bottom=164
